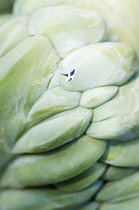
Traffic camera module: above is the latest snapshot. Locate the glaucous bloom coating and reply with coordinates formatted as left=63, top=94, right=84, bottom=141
left=0, top=0, right=139, bottom=210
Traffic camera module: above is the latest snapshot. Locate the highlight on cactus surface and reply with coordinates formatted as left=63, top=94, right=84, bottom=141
left=0, top=0, right=139, bottom=210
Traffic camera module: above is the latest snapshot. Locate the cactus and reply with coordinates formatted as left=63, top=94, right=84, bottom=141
left=0, top=0, right=139, bottom=209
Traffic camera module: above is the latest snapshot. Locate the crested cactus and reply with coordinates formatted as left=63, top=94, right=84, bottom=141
left=0, top=0, right=139, bottom=209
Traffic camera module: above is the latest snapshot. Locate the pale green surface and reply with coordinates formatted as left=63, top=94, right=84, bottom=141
left=48, top=61, right=64, bottom=89
left=103, top=166, right=137, bottom=180
left=0, top=16, right=29, bottom=57
left=100, top=196, right=139, bottom=210
left=80, top=86, right=118, bottom=108
left=0, top=0, right=139, bottom=209
left=100, top=0, right=139, bottom=62
left=13, top=0, right=102, bottom=15
left=78, top=202, right=99, bottom=210
left=55, top=162, right=106, bottom=192
left=28, top=6, right=105, bottom=57
left=61, top=42, right=135, bottom=92
left=87, top=74, right=139, bottom=141
left=96, top=170, right=139, bottom=201
left=0, top=14, right=12, bottom=25
left=0, top=183, right=102, bottom=210
left=1, top=136, right=106, bottom=188
left=105, top=192, right=139, bottom=203
left=13, top=0, right=139, bottom=60
left=0, top=35, right=60, bottom=150
left=12, top=107, right=92, bottom=153
left=28, top=87, right=81, bottom=122
left=101, top=138, right=139, bottom=167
